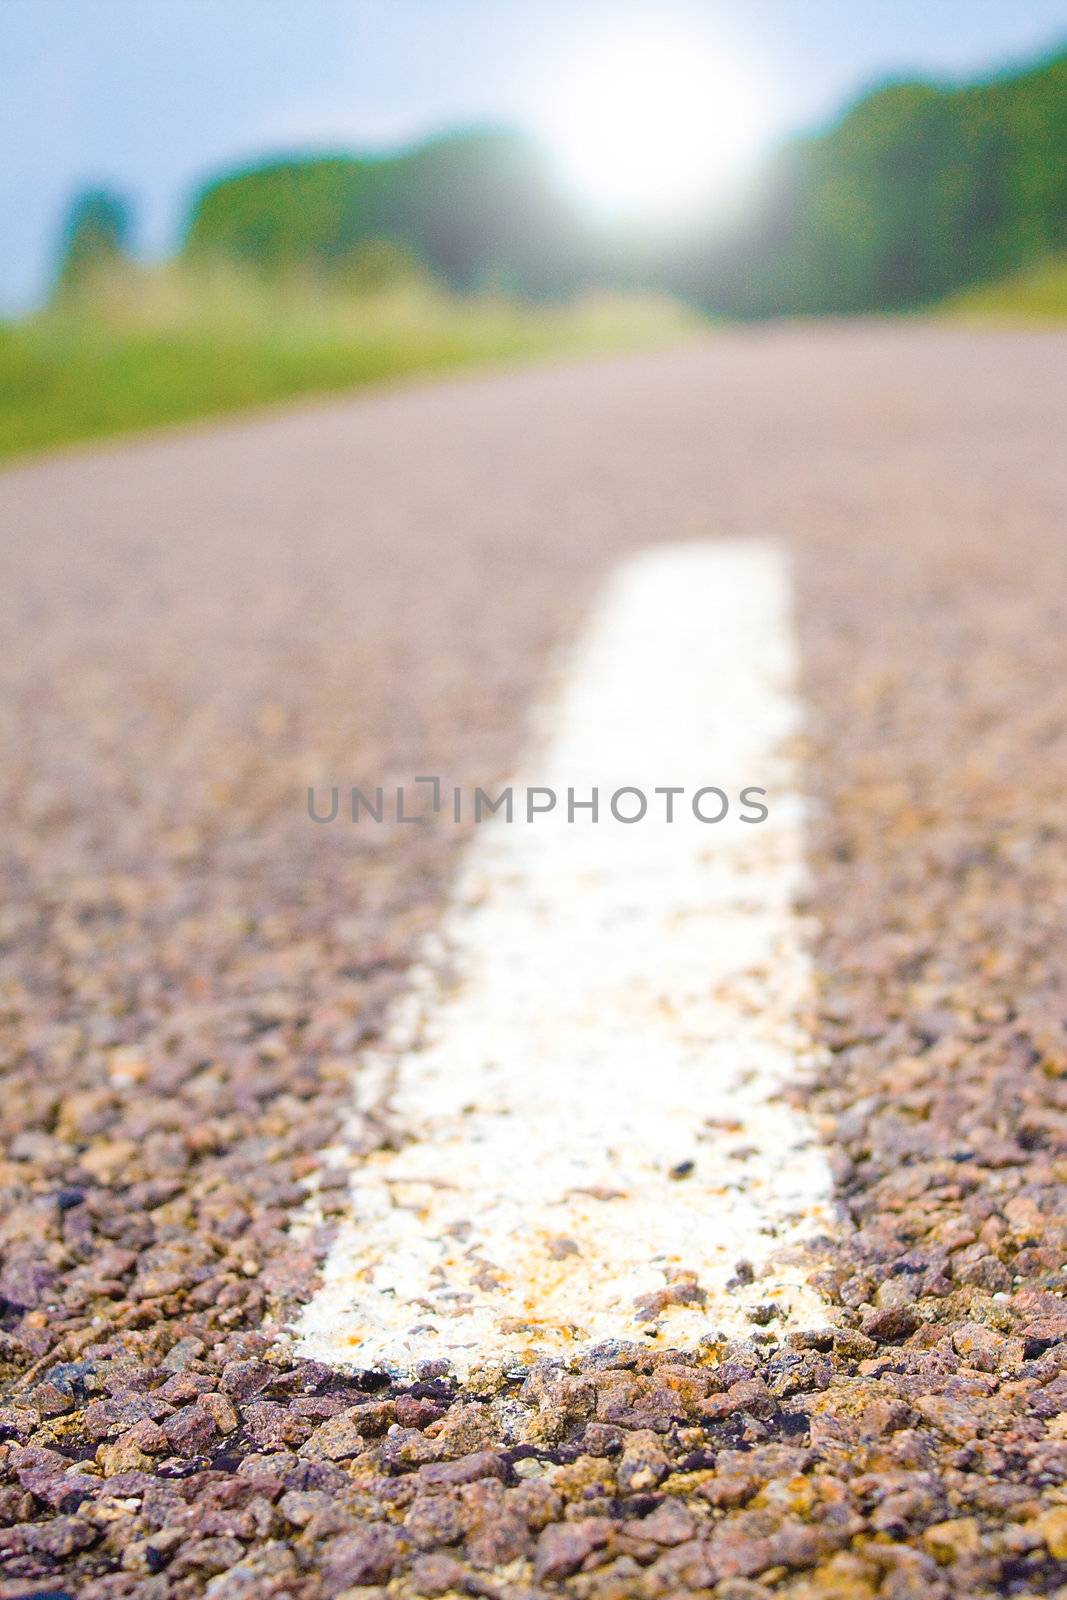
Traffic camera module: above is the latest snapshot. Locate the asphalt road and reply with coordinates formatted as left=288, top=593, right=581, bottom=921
left=1, top=325, right=1066, bottom=1598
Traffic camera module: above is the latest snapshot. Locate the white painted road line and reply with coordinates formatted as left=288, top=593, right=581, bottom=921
left=295, top=540, right=836, bottom=1376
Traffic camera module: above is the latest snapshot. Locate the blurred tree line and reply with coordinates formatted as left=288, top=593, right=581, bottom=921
left=58, top=47, right=1066, bottom=317
left=183, top=129, right=591, bottom=300
left=677, top=46, right=1067, bottom=315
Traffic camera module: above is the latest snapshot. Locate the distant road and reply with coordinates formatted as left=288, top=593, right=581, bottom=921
left=2, top=325, right=1066, bottom=1595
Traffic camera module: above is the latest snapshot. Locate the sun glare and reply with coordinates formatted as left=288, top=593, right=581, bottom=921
left=543, top=28, right=763, bottom=218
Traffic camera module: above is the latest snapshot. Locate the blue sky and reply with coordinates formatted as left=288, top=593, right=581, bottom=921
left=3, top=0, right=1066, bottom=311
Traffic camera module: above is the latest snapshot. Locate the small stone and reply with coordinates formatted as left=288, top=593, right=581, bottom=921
left=163, top=1400, right=221, bottom=1456
left=97, top=1435, right=153, bottom=1476
left=861, top=1306, right=919, bottom=1344
left=874, top=1274, right=919, bottom=1309
left=922, top=1516, right=983, bottom=1563
left=17, top=1513, right=99, bottom=1558
left=624, top=1501, right=695, bottom=1545
left=162, top=1335, right=206, bottom=1371
left=200, top=1390, right=239, bottom=1434
left=169, top=1536, right=247, bottom=1578
left=414, top=1360, right=451, bottom=1380
left=220, top=1359, right=275, bottom=1400
left=408, top=1552, right=467, bottom=1598
left=417, top=1451, right=508, bottom=1487
left=31, top=1380, right=76, bottom=1417
left=244, top=1400, right=312, bottom=1450
left=617, top=1435, right=669, bottom=1493
left=303, top=1401, right=395, bottom=1459
left=534, top=1517, right=611, bottom=1580
left=80, top=1137, right=140, bottom=1183
left=465, top=1358, right=513, bottom=1397
left=1037, top=1506, right=1067, bottom=1561
left=321, top=1526, right=405, bottom=1589
left=122, top=1526, right=185, bottom=1574
left=394, top=1395, right=444, bottom=1429
left=83, top=1392, right=163, bottom=1440
left=0, top=1405, right=39, bottom=1441
left=0, top=1260, right=56, bottom=1310
left=951, top=1321, right=1006, bottom=1371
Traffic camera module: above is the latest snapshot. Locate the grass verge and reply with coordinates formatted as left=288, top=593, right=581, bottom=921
left=941, top=255, right=1067, bottom=321
left=0, top=270, right=698, bottom=464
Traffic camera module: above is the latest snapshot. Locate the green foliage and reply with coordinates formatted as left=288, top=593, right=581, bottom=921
left=185, top=130, right=591, bottom=300
left=685, top=49, right=1067, bottom=316
left=182, top=50, right=1066, bottom=321
left=338, top=238, right=425, bottom=294
left=55, top=189, right=133, bottom=299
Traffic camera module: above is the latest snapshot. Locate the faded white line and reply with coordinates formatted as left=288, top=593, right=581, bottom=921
left=295, top=540, right=835, bottom=1376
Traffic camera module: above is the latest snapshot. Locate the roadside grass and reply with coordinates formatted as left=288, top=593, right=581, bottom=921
left=0, top=266, right=698, bottom=464
left=941, top=255, right=1067, bottom=321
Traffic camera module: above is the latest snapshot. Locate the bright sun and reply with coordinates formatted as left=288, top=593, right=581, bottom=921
left=543, top=28, right=762, bottom=218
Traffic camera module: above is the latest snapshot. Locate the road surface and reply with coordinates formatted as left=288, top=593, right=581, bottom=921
left=1, top=325, right=1066, bottom=1597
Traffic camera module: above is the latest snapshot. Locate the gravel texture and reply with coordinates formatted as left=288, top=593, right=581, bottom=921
left=0, top=326, right=1065, bottom=1598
